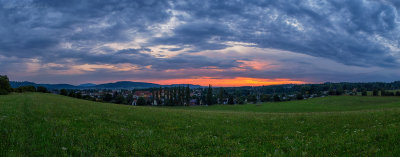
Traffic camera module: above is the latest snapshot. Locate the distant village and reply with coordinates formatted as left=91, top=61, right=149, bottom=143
left=53, top=82, right=400, bottom=106
left=5, top=76, right=400, bottom=106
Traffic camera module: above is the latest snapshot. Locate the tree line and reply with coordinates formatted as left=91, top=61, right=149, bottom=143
left=0, top=75, right=50, bottom=95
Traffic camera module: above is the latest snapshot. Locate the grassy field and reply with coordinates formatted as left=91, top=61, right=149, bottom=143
left=180, top=96, right=400, bottom=113
left=1, top=93, right=400, bottom=156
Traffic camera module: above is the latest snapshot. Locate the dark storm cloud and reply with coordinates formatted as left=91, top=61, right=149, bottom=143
left=157, top=0, right=400, bottom=67
left=151, top=21, right=232, bottom=51
left=69, top=48, right=239, bottom=70
left=0, top=0, right=171, bottom=58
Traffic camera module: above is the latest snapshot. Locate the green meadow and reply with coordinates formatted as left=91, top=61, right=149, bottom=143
left=1, top=93, right=400, bottom=156
left=179, top=96, right=400, bottom=113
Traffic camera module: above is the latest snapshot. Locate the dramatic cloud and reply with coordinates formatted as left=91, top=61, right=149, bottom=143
left=0, top=0, right=399, bottom=86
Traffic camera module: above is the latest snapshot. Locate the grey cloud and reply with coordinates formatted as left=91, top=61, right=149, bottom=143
left=1, top=0, right=400, bottom=84
left=161, top=0, right=400, bottom=67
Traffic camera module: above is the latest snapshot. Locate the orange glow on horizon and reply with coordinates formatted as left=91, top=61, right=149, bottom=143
left=143, top=77, right=307, bottom=87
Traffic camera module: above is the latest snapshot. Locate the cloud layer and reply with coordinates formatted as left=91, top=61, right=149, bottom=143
left=0, top=0, right=399, bottom=85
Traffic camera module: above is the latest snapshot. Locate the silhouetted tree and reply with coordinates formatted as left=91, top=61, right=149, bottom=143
left=102, top=93, right=113, bottom=102
left=60, top=89, right=68, bottom=96
left=228, top=95, right=234, bottom=105
left=247, top=94, right=257, bottom=104
left=218, top=87, right=225, bottom=104
left=126, top=94, right=134, bottom=105
left=37, top=86, right=48, bottom=93
left=137, top=97, right=146, bottom=106
left=75, top=92, right=82, bottom=99
left=237, top=96, right=245, bottom=104
left=15, top=86, right=36, bottom=93
left=261, top=94, right=271, bottom=102
left=296, top=93, right=304, bottom=100
left=373, top=89, right=379, bottom=96
left=273, top=94, right=281, bottom=102
left=361, top=90, right=367, bottom=96
left=185, top=86, right=190, bottom=106
left=0, top=75, right=12, bottom=95
left=206, top=85, right=214, bottom=105
left=114, top=95, right=126, bottom=104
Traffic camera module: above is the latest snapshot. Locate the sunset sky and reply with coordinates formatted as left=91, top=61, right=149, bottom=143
left=1, top=0, right=400, bottom=87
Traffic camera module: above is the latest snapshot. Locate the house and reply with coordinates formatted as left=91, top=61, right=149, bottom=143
left=190, top=99, right=197, bottom=106
left=133, top=91, right=152, bottom=99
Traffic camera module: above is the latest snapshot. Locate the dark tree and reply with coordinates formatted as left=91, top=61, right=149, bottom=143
left=68, top=91, right=75, bottom=97
left=15, top=86, right=36, bottom=93
left=137, top=97, right=146, bottom=106
left=260, top=94, right=271, bottom=102
left=373, top=89, right=379, bottom=96
left=247, top=94, right=257, bottom=104
left=102, top=93, right=113, bottom=102
left=126, top=94, right=134, bottom=105
left=228, top=95, right=234, bottom=105
left=114, top=95, right=126, bottom=104
left=206, top=84, right=214, bottom=105
left=218, top=87, right=225, bottom=104
left=396, top=91, right=400, bottom=96
left=60, top=89, right=68, bottom=96
left=237, top=96, right=245, bottom=104
left=380, top=89, right=386, bottom=96
left=336, top=86, right=344, bottom=95
left=296, top=93, right=304, bottom=100
left=328, top=89, right=336, bottom=95
left=361, top=90, right=367, bottom=96
left=37, top=86, right=48, bottom=93
left=151, top=90, right=155, bottom=102
left=75, top=92, right=82, bottom=99
left=273, top=94, right=281, bottom=102
left=185, top=86, right=190, bottom=106
left=0, top=75, right=12, bottom=95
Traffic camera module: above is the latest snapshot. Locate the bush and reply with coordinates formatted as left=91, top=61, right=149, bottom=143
left=236, top=96, right=245, bottom=104
left=373, top=89, right=379, bottom=96
left=260, top=94, right=271, bottom=102
left=296, top=93, right=304, bottom=100
left=37, top=86, right=48, bottom=93
left=0, top=75, right=12, bottom=95
left=228, top=95, right=234, bottom=105
left=273, top=94, right=281, bottom=102
left=60, top=89, right=68, bottom=96
left=15, top=86, right=36, bottom=93
left=247, top=94, right=257, bottom=104
left=361, top=90, right=367, bottom=96
left=137, top=97, right=146, bottom=106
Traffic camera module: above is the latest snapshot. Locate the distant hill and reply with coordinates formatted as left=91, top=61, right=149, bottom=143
left=164, top=84, right=203, bottom=88
left=78, top=83, right=97, bottom=87
left=10, top=81, right=77, bottom=89
left=10, top=81, right=202, bottom=89
left=93, top=81, right=160, bottom=89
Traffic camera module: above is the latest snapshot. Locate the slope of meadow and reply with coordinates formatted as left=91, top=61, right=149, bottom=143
left=1, top=93, right=400, bottom=156
left=180, top=96, right=400, bottom=113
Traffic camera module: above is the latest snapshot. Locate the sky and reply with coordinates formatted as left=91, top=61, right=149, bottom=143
left=0, top=0, right=400, bottom=87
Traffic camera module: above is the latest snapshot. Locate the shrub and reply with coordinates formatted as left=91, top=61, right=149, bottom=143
left=15, top=86, right=36, bottom=93
left=137, top=97, right=146, bottom=106
left=37, top=86, right=48, bottom=93
left=361, top=90, right=367, bottom=96
left=60, top=89, right=68, bottom=96
left=0, top=75, right=12, bottom=95
left=296, top=93, right=304, bottom=100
